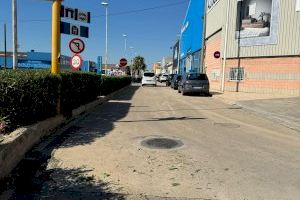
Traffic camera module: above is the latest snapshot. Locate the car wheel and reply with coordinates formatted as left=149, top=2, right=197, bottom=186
left=178, top=87, right=181, bottom=93
left=182, top=90, right=186, bottom=96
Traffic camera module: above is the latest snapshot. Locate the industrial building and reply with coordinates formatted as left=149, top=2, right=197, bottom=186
left=204, top=0, right=300, bottom=95
left=0, top=51, right=98, bottom=73
left=179, top=0, right=205, bottom=74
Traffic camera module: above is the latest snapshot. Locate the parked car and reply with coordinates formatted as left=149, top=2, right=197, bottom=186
left=141, top=72, right=157, bottom=86
left=159, top=74, right=168, bottom=82
left=166, top=74, right=175, bottom=86
left=178, top=73, right=210, bottom=95
left=171, top=74, right=182, bottom=90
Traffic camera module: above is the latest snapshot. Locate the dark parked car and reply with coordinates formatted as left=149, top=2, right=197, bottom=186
left=170, top=74, right=182, bottom=90
left=178, top=73, right=210, bottom=95
left=166, top=74, right=175, bottom=86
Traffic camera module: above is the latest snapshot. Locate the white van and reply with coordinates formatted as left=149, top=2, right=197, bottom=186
left=142, top=72, right=157, bottom=86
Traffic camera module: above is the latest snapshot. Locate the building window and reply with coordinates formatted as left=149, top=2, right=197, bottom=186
left=297, top=0, right=300, bottom=12
left=229, top=67, right=244, bottom=81
left=192, top=50, right=201, bottom=73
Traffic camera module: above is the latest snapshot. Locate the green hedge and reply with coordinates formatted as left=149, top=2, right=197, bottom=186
left=0, top=69, right=131, bottom=133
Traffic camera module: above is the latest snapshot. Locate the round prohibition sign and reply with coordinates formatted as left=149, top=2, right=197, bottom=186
left=70, top=54, right=83, bottom=70
left=69, top=38, right=85, bottom=54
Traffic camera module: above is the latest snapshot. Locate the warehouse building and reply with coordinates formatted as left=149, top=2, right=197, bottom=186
left=179, top=0, right=205, bottom=74
left=204, top=0, right=300, bottom=95
left=0, top=51, right=98, bottom=73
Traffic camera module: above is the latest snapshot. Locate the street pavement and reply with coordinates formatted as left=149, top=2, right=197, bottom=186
left=211, top=90, right=300, bottom=132
left=2, top=83, right=300, bottom=200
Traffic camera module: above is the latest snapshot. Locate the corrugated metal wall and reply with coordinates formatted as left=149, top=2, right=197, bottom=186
left=206, top=0, right=300, bottom=58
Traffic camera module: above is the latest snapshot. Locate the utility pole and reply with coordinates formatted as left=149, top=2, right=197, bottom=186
left=4, top=24, right=7, bottom=69
left=101, top=1, right=109, bottom=75
left=12, top=0, right=18, bottom=69
left=123, top=34, right=127, bottom=58
left=51, top=0, right=62, bottom=74
left=200, top=0, right=207, bottom=74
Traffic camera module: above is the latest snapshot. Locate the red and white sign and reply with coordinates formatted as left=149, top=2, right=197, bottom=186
left=119, top=58, right=128, bottom=67
left=69, top=38, right=85, bottom=54
left=70, top=54, right=83, bottom=70
left=214, top=51, right=221, bottom=59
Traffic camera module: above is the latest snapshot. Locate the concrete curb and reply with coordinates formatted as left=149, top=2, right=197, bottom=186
left=0, top=85, right=130, bottom=180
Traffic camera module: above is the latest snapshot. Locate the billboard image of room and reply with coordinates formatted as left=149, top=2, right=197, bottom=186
left=236, top=0, right=273, bottom=39
left=180, top=0, right=205, bottom=74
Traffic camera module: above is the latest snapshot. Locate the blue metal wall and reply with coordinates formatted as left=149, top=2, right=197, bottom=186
left=179, top=0, right=205, bottom=74
left=0, top=52, right=97, bottom=72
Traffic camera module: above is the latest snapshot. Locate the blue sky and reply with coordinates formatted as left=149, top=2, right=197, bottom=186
left=0, top=0, right=189, bottom=67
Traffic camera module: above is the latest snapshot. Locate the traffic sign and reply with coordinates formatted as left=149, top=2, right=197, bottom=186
left=69, top=38, right=85, bottom=54
left=70, top=54, right=83, bottom=70
left=61, top=22, right=89, bottom=38
left=119, top=58, right=128, bottom=67
left=214, top=51, right=221, bottom=59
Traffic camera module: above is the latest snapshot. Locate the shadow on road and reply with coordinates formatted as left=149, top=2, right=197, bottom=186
left=0, top=85, right=140, bottom=199
left=118, top=116, right=207, bottom=123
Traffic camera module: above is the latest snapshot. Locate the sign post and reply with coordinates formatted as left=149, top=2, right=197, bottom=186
left=51, top=0, right=62, bottom=75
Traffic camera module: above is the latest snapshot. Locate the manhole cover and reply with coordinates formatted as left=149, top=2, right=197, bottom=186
left=214, top=123, right=240, bottom=128
left=141, top=138, right=183, bottom=149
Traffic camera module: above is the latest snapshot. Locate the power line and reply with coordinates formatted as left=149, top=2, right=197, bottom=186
left=0, top=0, right=189, bottom=24
left=94, top=0, right=189, bottom=18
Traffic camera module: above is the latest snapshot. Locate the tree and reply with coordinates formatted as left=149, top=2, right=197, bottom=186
left=132, top=56, right=146, bottom=77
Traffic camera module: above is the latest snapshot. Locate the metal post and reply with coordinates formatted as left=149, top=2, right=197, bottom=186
left=12, top=0, right=18, bottom=69
left=4, top=24, right=7, bottom=69
left=124, top=37, right=127, bottom=57
left=200, top=0, right=207, bottom=74
left=221, top=0, right=231, bottom=92
left=51, top=0, right=61, bottom=74
left=105, top=5, right=108, bottom=75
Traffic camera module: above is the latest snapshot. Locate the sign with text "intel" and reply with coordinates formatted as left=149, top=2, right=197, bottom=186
left=61, top=5, right=91, bottom=24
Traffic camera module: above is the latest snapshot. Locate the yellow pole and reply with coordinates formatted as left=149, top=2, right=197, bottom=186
left=51, top=0, right=61, bottom=74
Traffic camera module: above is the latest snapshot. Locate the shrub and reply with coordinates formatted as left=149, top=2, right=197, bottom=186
left=0, top=69, right=131, bottom=133
left=0, top=70, right=60, bottom=132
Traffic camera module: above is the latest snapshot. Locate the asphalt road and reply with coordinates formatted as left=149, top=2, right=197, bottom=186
left=3, top=84, right=300, bottom=200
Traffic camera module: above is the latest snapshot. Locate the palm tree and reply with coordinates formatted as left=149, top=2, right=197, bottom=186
left=132, top=56, right=146, bottom=78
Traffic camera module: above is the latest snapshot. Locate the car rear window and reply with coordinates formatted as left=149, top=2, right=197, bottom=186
left=187, top=74, right=208, bottom=80
left=144, top=73, right=155, bottom=77
left=163, top=75, right=168, bottom=77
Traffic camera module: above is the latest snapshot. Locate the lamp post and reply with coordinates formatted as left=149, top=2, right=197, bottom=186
left=129, top=46, right=134, bottom=77
left=101, top=1, right=109, bottom=75
left=4, top=24, right=7, bottom=69
left=12, top=0, right=18, bottom=69
left=122, top=34, right=127, bottom=58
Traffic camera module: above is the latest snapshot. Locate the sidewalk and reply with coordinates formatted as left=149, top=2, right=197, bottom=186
left=212, top=91, right=300, bottom=132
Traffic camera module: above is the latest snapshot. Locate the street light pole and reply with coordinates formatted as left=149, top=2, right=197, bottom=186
left=4, top=24, right=7, bottom=69
left=129, top=46, right=134, bottom=77
left=122, top=34, right=127, bottom=58
left=12, top=0, right=18, bottom=69
left=101, top=1, right=109, bottom=75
